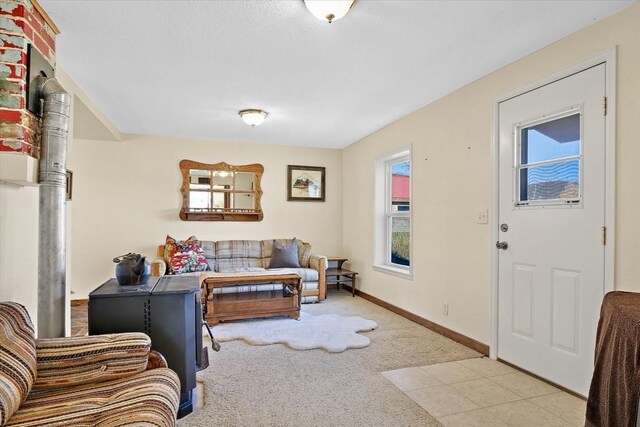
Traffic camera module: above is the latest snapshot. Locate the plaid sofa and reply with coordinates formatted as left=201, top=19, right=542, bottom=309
left=0, top=302, right=180, bottom=427
left=153, top=239, right=327, bottom=302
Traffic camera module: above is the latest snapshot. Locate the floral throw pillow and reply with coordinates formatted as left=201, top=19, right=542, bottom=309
left=164, top=235, right=209, bottom=274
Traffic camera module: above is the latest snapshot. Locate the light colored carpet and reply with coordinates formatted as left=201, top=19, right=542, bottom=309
left=212, top=312, right=378, bottom=353
left=179, top=290, right=481, bottom=427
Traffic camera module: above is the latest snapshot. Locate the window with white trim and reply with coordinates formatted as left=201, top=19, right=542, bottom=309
left=387, top=157, right=410, bottom=266
left=374, top=148, right=411, bottom=276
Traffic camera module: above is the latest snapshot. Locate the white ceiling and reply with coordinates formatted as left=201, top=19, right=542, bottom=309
left=41, top=0, right=634, bottom=149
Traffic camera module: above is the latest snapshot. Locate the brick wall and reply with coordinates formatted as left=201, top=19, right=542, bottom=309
left=0, top=0, right=58, bottom=157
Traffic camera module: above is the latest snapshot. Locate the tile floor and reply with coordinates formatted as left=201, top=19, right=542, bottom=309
left=72, top=304, right=586, bottom=426
left=382, top=358, right=587, bottom=426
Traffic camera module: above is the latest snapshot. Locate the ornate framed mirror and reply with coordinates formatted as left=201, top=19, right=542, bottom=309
left=179, top=160, right=264, bottom=221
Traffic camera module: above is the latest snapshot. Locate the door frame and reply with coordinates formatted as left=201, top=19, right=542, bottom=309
left=490, top=48, right=617, bottom=359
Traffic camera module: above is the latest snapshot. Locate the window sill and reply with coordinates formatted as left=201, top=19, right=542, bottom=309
left=372, top=264, right=413, bottom=280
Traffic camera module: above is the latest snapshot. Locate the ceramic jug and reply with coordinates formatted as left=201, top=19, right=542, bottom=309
left=113, top=253, right=151, bottom=285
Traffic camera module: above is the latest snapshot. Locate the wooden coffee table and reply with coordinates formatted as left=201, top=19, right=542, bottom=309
left=200, top=272, right=302, bottom=325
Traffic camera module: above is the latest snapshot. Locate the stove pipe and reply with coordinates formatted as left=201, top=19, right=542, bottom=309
left=37, top=76, right=70, bottom=338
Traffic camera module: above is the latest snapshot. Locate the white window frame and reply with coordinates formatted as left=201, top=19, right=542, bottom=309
left=514, top=106, right=584, bottom=209
left=373, top=146, right=412, bottom=279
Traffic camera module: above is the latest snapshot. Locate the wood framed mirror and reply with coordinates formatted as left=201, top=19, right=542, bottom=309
left=179, top=160, right=264, bottom=221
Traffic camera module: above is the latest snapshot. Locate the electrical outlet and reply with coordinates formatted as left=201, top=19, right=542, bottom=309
left=443, top=303, right=449, bottom=316
left=477, top=209, right=488, bottom=224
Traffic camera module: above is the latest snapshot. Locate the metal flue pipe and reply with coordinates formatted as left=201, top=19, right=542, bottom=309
left=37, top=76, right=70, bottom=338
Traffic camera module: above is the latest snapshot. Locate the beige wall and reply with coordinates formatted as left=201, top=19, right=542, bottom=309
left=342, top=4, right=640, bottom=344
left=69, top=135, right=343, bottom=298
left=0, top=184, right=39, bottom=326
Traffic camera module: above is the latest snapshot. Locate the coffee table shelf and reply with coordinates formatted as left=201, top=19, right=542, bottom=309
left=201, top=272, right=302, bottom=325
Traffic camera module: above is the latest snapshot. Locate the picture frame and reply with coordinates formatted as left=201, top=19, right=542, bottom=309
left=66, top=169, right=73, bottom=201
left=287, top=165, right=325, bottom=202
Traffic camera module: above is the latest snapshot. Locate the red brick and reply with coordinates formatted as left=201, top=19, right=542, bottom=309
left=0, top=139, right=32, bottom=155
left=0, top=109, right=22, bottom=123
left=0, top=92, right=22, bottom=109
left=0, top=3, right=53, bottom=158
left=0, top=120, right=36, bottom=141
left=0, top=79, right=23, bottom=97
left=0, top=63, right=24, bottom=79
left=32, top=32, right=48, bottom=58
left=10, top=18, right=33, bottom=40
left=0, top=4, right=25, bottom=19
left=0, top=48, right=26, bottom=65
left=0, top=93, right=25, bottom=110
left=0, top=121, right=24, bottom=138
left=38, top=24, right=54, bottom=52
left=0, top=15, right=23, bottom=36
left=21, top=109, right=39, bottom=127
left=24, top=8, right=44, bottom=33
left=20, top=124, right=30, bottom=143
left=0, top=32, right=25, bottom=49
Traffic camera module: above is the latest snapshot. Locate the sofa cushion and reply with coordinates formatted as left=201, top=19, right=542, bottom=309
left=0, top=302, right=37, bottom=426
left=217, top=267, right=266, bottom=274
left=261, top=239, right=311, bottom=268
left=199, top=240, right=216, bottom=271
left=267, top=267, right=319, bottom=283
left=164, top=235, right=209, bottom=274
left=7, top=369, right=180, bottom=427
left=34, top=333, right=152, bottom=390
left=267, top=238, right=301, bottom=268
left=216, top=240, right=263, bottom=271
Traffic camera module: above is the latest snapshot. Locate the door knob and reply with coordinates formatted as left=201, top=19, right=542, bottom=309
left=496, top=241, right=508, bottom=250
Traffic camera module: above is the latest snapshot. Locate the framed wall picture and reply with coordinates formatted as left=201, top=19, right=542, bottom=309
left=66, top=169, right=73, bottom=201
left=287, top=165, right=325, bottom=202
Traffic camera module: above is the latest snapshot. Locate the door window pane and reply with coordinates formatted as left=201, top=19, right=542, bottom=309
left=517, top=112, right=581, bottom=205
left=521, top=114, right=580, bottom=164
left=520, top=160, right=579, bottom=201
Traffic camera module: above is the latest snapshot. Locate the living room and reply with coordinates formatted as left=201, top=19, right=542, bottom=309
left=1, top=0, right=639, bottom=426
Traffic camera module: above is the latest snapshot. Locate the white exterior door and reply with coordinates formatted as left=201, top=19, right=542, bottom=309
left=497, top=64, right=606, bottom=396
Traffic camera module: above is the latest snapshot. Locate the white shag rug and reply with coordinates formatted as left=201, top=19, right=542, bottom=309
left=209, top=312, right=378, bottom=353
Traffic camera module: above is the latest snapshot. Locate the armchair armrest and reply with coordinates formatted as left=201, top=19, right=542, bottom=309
left=309, top=254, right=327, bottom=271
left=151, top=257, right=167, bottom=277
left=146, top=349, right=169, bottom=370
left=34, top=332, right=152, bottom=389
left=309, top=254, right=327, bottom=301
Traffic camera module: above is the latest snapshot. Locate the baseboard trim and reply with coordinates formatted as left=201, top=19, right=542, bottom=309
left=71, top=299, right=88, bottom=307
left=340, top=285, right=490, bottom=356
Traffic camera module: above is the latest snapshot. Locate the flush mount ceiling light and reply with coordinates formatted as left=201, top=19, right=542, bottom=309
left=239, top=109, right=268, bottom=127
left=303, top=0, right=355, bottom=24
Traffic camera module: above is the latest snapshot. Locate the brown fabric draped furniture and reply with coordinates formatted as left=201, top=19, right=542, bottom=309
left=586, top=291, right=640, bottom=427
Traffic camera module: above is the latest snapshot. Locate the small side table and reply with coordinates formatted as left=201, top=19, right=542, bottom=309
left=326, top=257, right=358, bottom=297
left=328, top=257, right=348, bottom=270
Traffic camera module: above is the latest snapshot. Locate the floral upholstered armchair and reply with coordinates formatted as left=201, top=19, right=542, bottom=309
left=0, top=302, right=180, bottom=427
